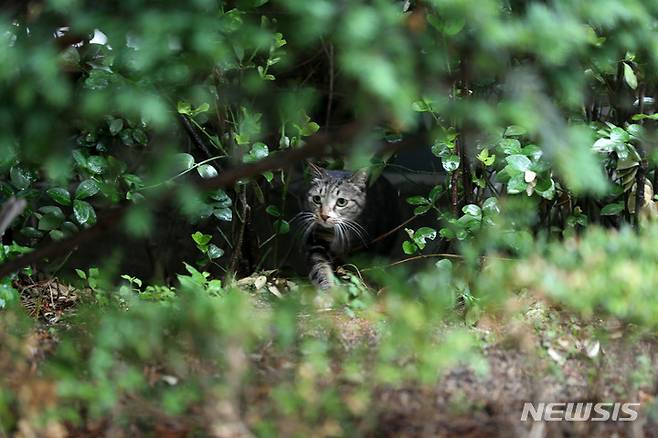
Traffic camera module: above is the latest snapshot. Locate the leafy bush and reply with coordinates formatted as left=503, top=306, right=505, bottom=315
left=4, top=0, right=658, bottom=434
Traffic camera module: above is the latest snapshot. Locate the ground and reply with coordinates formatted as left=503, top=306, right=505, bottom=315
left=7, top=276, right=658, bottom=437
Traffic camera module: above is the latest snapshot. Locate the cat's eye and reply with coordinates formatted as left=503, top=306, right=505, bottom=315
left=312, top=195, right=322, bottom=204
left=336, top=198, right=348, bottom=207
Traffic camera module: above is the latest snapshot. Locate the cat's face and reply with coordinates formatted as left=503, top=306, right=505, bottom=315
left=305, top=164, right=367, bottom=229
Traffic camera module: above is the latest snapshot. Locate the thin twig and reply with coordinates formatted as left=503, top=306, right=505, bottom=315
left=361, top=252, right=514, bottom=272
left=324, top=42, right=335, bottom=130
left=228, top=186, right=250, bottom=275
left=351, top=215, right=418, bottom=252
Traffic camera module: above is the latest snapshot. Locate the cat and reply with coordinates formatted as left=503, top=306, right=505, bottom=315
left=298, top=162, right=400, bottom=290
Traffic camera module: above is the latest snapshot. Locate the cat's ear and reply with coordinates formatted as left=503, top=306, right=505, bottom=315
left=349, top=168, right=369, bottom=188
left=307, top=161, right=327, bottom=180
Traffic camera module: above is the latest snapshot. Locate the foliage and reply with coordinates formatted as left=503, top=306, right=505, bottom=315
left=4, top=0, right=658, bottom=434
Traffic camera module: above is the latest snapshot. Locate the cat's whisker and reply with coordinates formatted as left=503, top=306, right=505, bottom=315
left=346, top=219, right=368, bottom=236
left=301, top=220, right=316, bottom=244
left=340, top=220, right=368, bottom=246
left=350, top=221, right=370, bottom=242
left=292, top=215, right=316, bottom=245
left=335, top=223, right=349, bottom=252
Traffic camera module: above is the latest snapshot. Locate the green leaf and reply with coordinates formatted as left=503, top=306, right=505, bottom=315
left=300, top=122, right=320, bottom=136
left=75, top=179, right=100, bottom=199
left=426, top=13, right=442, bottom=31
left=109, top=118, right=124, bottom=135
left=442, top=154, right=460, bottom=172
left=521, top=144, right=543, bottom=161
left=592, top=138, right=617, bottom=154
left=87, top=156, right=108, bottom=174
left=132, top=129, right=148, bottom=145
left=632, top=113, right=658, bottom=121
left=213, top=207, right=233, bottom=222
left=126, top=191, right=145, bottom=203
left=462, top=204, right=482, bottom=219
left=266, top=205, right=281, bottom=217
left=601, top=202, right=624, bottom=216
left=75, top=269, right=87, bottom=279
left=505, top=154, right=532, bottom=172
left=406, top=196, right=429, bottom=206
left=0, top=182, right=14, bottom=199
left=73, top=200, right=96, bottom=226
left=244, top=142, right=269, bottom=163
left=38, top=213, right=64, bottom=231
left=120, top=129, right=135, bottom=146
left=197, top=164, right=218, bottom=179
left=506, top=173, right=528, bottom=194
left=610, top=127, right=630, bottom=143
left=623, top=62, right=638, bottom=90
left=411, top=99, right=432, bottom=112
left=49, top=230, right=65, bottom=240
left=476, top=148, right=495, bottom=166
left=402, top=240, right=417, bottom=254
left=439, top=227, right=455, bottom=240
left=177, top=101, right=192, bottom=115
left=61, top=221, right=79, bottom=236
left=84, top=69, right=111, bottom=90
left=498, top=138, right=522, bottom=155
left=191, top=103, right=210, bottom=116
left=10, top=166, right=33, bottom=190
left=46, top=187, right=72, bottom=206
left=443, top=17, right=465, bottom=35
left=37, top=205, right=64, bottom=231
left=274, top=219, right=290, bottom=234
left=207, top=244, right=224, bottom=259
left=435, top=258, right=453, bottom=273
left=192, top=231, right=212, bottom=247
left=429, top=185, right=442, bottom=202
left=413, top=227, right=437, bottom=249
left=482, top=197, right=499, bottom=214
left=72, top=150, right=88, bottom=168
left=20, top=227, right=43, bottom=239
left=123, top=174, right=144, bottom=189
left=414, top=205, right=432, bottom=215
left=173, top=153, right=195, bottom=172
left=38, top=205, right=65, bottom=219
left=431, top=142, right=448, bottom=158
left=626, top=124, right=643, bottom=138
left=504, top=125, right=527, bottom=137
left=535, top=176, right=556, bottom=200
left=210, top=189, right=232, bottom=207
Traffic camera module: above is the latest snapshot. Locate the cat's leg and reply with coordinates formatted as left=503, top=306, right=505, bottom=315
left=308, top=244, right=336, bottom=290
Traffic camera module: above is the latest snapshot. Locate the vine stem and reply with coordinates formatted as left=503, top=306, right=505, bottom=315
left=361, top=252, right=514, bottom=272
left=228, top=185, right=250, bottom=275
left=351, top=215, right=418, bottom=252
left=324, top=41, right=334, bottom=130
left=140, top=155, right=226, bottom=191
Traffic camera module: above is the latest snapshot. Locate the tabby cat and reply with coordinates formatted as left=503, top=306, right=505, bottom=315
left=298, top=162, right=400, bottom=290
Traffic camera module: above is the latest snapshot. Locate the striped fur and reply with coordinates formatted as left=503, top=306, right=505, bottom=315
left=301, top=164, right=369, bottom=290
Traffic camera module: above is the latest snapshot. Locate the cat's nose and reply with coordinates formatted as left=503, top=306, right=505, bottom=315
left=319, top=212, right=329, bottom=221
